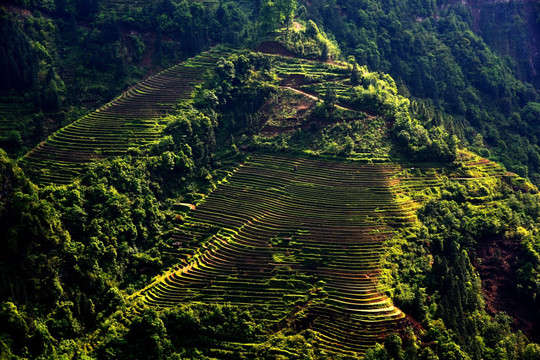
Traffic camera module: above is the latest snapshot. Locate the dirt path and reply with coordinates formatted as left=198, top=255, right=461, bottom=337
left=282, top=86, right=366, bottom=113
left=257, top=45, right=348, bottom=68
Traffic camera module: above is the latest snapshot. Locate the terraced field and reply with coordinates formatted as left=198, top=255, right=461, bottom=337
left=0, top=101, right=33, bottom=136
left=136, top=153, right=414, bottom=356
left=273, top=56, right=349, bottom=80
left=20, top=49, right=225, bottom=186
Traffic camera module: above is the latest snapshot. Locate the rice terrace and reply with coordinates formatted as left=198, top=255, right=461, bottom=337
left=135, top=153, right=410, bottom=355
left=20, top=49, right=227, bottom=185
left=3, top=0, right=540, bottom=358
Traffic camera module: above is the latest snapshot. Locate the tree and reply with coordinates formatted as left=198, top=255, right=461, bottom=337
left=351, top=62, right=360, bottom=86
left=259, top=0, right=297, bottom=33
left=322, top=84, right=337, bottom=112
left=275, top=0, right=296, bottom=25
left=259, top=0, right=278, bottom=33
left=385, top=332, right=404, bottom=360
left=321, top=42, right=329, bottom=60
left=523, top=343, right=540, bottom=360
left=306, top=19, right=319, bottom=37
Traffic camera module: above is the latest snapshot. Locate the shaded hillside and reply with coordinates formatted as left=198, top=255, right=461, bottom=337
left=466, top=0, right=540, bottom=87
left=0, top=0, right=250, bottom=157
left=300, top=0, right=540, bottom=182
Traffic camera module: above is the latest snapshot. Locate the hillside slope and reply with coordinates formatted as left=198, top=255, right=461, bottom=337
left=2, top=2, right=540, bottom=359
left=136, top=154, right=409, bottom=356
left=20, top=49, right=224, bottom=186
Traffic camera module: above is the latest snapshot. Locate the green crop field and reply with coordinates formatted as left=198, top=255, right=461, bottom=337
left=20, top=49, right=226, bottom=186
left=135, top=153, right=413, bottom=356
left=131, top=148, right=519, bottom=357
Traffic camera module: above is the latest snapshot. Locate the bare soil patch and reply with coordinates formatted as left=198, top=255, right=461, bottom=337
left=256, top=41, right=295, bottom=57
left=474, top=237, right=540, bottom=342
left=281, top=74, right=309, bottom=87
left=258, top=89, right=317, bottom=135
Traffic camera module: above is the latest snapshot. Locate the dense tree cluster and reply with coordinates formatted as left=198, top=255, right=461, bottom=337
left=376, top=172, right=540, bottom=360
left=0, top=11, right=39, bottom=93
left=0, top=105, right=222, bottom=358
left=259, top=0, right=297, bottom=32
left=300, top=0, right=540, bottom=181
left=0, top=0, right=253, bottom=158
left=276, top=20, right=340, bottom=61
left=195, top=52, right=276, bottom=135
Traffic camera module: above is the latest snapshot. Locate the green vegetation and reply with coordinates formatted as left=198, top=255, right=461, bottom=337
left=136, top=153, right=407, bottom=356
left=0, top=0, right=253, bottom=158
left=276, top=20, right=341, bottom=61
left=0, top=104, right=226, bottom=358
left=259, top=0, right=297, bottom=33
left=20, top=48, right=226, bottom=186
left=2, top=0, right=540, bottom=358
left=373, top=151, right=540, bottom=360
left=301, top=0, right=540, bottom=181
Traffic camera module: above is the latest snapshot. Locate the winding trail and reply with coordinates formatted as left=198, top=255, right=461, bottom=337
left=281, top=86, right=353, bottom=111
left=281, top=86, right=377, bottom=118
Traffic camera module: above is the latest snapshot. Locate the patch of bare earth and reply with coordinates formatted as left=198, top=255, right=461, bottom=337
left=2, top=4, right=32, bottom=16
left=256, top=41, right=295, bottom=57
left=474, top=237, right=540, bottom=342
left=281, top=74, right=309, bottom=87
left=258, top=90, right=317, bottom=135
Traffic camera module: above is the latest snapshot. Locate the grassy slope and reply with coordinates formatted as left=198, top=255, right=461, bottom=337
left=19, top=49, right=227, bottom=186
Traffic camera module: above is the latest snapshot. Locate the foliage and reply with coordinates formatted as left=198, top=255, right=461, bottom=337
left=302, top=0, right=540, bottom=182
left=276, top=20, right=341, bottom=60
left=393, top=114, right=459, bottom=162
left=253, top=112, right=391, bottom=159
left=0, top=149, right=70, bottom=308
left=381, top=164, right=540, bottom=360
left=2, top=1, right=540, bottom=358
left=0, top=10, right=39, bottom=93
left=92, top=303, right=261, bottom=360
left=1, top=0, right=254, bottom=158
left=194, top=51, right=278, bottom=136
left=259, top=0, right=298, bottom=33
left=0, top=104, right=225, bottom=358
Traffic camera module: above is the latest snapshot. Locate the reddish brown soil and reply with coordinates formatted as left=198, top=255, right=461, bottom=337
left=402, top=314, right=425, bottom=334
left=140, top=32, right=157, bottom=68
left=258, top=85, right=379, bottom=137
left=281, top=74, right=309, bottom=86
left=256, top=41, right=295, bottom=57
left=474, top=237, right=540, bottom=342
left=2, top=4, right=32, bottom=16
left=258, top=90, right=317, bottom=135
left=120, top=27, right=158, bottom=70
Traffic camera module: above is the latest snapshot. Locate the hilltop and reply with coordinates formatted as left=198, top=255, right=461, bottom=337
left=1, top=1, right=540, bottom=359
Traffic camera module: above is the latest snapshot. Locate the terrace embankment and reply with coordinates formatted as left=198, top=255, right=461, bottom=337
left=135, top=153, right=415, bottom=356
left=20, top=49, right=226, bottom=186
